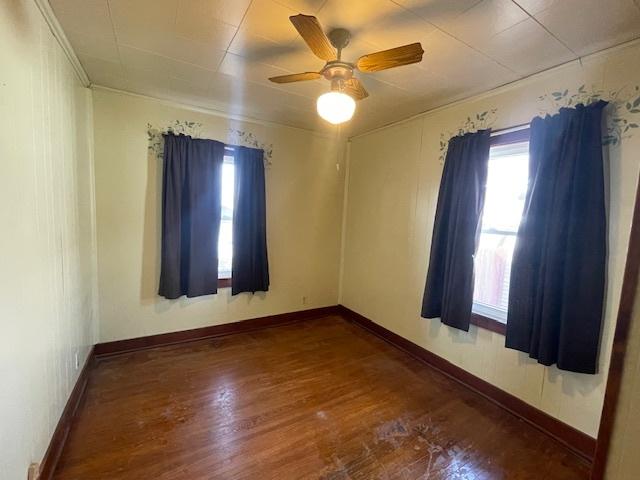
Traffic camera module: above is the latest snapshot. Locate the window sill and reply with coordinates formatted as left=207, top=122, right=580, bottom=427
left=470, top=313, right=506, bottom=336
left=218, top=277, right=232, bottom=288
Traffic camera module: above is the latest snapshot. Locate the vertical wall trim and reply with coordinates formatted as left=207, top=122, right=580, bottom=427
left=591, top=171, right=640, bottom=479
left=337, top=140, right=351, bottom=304
left=32, top=0, right=91, bottom=87
left=86, top=89, right=100, bottom=344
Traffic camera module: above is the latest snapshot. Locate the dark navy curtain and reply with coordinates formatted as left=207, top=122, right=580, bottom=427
left=421, top=130, right=491, bottom=331
left=232, top=146, right=269, bottom=295
left=506, top=101, right=608, bottom=374
left=158, top=134, right=224, bottom=299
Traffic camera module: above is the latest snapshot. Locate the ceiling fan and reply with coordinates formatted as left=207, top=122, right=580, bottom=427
left=268, top=14, right=424, bottom=125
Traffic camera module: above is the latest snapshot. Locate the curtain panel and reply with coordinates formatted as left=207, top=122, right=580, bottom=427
left=506, top=101, right=608, bottom=374
left=232, top=146, right=270, bottom=295
left=421, top=130, right=491, bottom=331
left=158, top=134, right=225, bottom=299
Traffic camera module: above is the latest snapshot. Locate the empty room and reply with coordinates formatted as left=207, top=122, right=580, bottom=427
left=3, top=0, right=640, bottom=478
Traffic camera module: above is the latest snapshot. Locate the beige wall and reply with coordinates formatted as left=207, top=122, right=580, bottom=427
left=0, top=1, right=97, bottom=478
left=92, top=88, right=344, bottom=343
left=4, top=3, right=639, bottom=475
left=341, top=42, right=640, bottom=437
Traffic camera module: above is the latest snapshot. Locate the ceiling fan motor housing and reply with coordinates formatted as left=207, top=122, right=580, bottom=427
left=268, top=14, right=423, bottom=103
left=328, top=28, right=351, bottom=50
left=322, top=61, right=354, bottom=88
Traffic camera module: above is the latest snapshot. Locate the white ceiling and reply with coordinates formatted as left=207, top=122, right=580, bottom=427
left=50, top=0, right=640, bottom=134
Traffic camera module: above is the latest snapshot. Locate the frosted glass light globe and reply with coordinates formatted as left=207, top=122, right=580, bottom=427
left=316, top=91, right=356, bottom=124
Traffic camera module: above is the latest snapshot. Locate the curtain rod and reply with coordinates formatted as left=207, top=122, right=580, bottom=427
left=156, top=130, right=273, bottom=166
left=491, top=122, right=530, bottom=136
left=160, top=132, right=240, bottom=151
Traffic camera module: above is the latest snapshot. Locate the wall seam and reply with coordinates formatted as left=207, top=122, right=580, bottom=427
left=337, top=140, right=351, bottom=305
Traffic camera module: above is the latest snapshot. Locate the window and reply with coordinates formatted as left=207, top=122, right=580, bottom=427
left=472, top=131, right=529, bottom=326
left=218, top=154, right=234, bottom=280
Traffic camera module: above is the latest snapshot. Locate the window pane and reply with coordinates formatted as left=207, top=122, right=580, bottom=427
left=473, top=232, right=515, bottom=321
left=481, top=142, right=528, bottom=232
left=218, top=158, right=234, bottom=278
left=472, top=141, right=528, bottom=323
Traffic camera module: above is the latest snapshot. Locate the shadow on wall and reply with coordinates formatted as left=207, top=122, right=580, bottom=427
left=428, top=319, right=479, bottom=346
left=139, top=135, right=268, bottom=312
left=140, top=144, right=162, bottom=308
left=426, top=304, right=604, bottom=399
left=4, top=1, right=30, bottom=36
left=548, top=367, right=604, bottom=397
left=139, top=145, right=225, bottom=312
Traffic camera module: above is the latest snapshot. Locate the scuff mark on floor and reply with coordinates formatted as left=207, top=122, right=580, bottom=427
left=319, top=456, right=352, bottom=480
left=375, top=418, right=410, bottom=447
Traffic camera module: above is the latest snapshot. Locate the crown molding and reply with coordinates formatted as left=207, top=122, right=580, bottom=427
left=33, top=0, right=91, bottom=87
left=91, top=84, right=344, bottom=140
left=350, top=36, right=640, bottom=140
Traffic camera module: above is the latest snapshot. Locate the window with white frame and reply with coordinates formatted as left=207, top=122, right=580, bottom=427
left=218, top=154, right=234, bottom=279
left=472, top=139, right=529, bottom=323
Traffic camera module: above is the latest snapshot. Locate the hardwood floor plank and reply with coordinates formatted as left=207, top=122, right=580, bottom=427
left=53, top=316, right=589, bottom=479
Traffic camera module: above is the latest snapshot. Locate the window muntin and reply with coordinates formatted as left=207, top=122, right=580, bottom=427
left=218, top=155, right=234, bottom=279
left=472, top=141, right=529, bottom=323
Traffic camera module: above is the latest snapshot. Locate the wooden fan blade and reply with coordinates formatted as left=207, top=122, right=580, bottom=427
left=356, top=42, right=424, bottom=72
left=269, top=72, right=322, bottom=83
left=289, top=14, right=335, bottom=61
left=343, top=78, right=369, bottom=101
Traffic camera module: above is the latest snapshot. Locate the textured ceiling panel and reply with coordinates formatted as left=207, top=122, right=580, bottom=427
left=50, top=0, right=640, bottom=134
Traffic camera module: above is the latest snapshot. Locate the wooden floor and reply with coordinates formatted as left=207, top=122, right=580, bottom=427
left=54, top=315, right=589, bottom=479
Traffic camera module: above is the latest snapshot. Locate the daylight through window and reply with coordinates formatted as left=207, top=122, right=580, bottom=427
left=472, top=140, right=529, bottom=323
left=218, top=155, right=234, bottom=279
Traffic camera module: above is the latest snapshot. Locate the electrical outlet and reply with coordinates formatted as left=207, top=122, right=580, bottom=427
left=74, top=351, right=79, bottom=370
left=302, top=296, right=307, bottom=305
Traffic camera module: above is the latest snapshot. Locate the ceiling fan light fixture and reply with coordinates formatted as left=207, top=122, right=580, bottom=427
left=316, top=91, right=356, bottom=125
left=272, top=14, right=424, bottom=125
